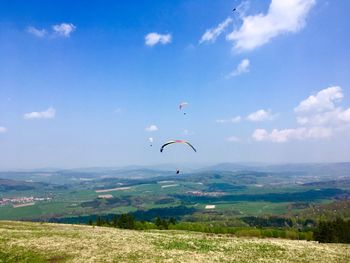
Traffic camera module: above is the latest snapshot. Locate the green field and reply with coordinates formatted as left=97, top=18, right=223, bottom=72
left=1, top=167, right=350, bottom=225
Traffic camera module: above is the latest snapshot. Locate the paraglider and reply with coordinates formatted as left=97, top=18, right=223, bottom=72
left=160, top=140, right=196, bottom=174
left=148, top=137, right=154, bottom=147
left=233, top=8, right=236, bottom=12
left=160, top=140, right=197, bottom=153
left=179, top=102, right=188, bottom=115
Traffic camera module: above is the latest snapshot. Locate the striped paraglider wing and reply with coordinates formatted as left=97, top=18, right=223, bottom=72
left=160, top=140, right=197, bottom=153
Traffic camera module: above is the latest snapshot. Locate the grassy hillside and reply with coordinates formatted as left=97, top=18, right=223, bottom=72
left=0, top=221, right=349, bottom=262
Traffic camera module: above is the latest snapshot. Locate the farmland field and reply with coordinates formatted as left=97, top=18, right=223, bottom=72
left=1, top=164, right=350, bottom=224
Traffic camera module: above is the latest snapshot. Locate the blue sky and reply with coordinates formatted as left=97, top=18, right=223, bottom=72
left=1, top=0, right=350, bottom=169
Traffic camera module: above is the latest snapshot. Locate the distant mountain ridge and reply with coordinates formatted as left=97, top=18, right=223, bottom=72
left=0, top=178, right=48, bottom=191
left=201, top=162, right=350, bottom=176
left=1, top=162, right=350, bottom=184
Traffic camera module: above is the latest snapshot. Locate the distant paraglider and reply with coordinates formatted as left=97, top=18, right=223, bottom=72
left=179, top=102, right=188, bottom=115
left=160, top=140, right=197, bottom=153
left=149, top=137, right=154, bottom=147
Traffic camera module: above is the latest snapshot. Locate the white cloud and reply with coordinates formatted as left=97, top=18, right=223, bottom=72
left=27, top=26, right=47, bottom=37
left=200, top=17, right=233, bottom=44
left=52, top=23, right=76, bottom=37
left=145, top=33, right=172, bottom=46
left=252, top=129, right=269, bottom=141
left=0, top=127, right=7, bottom=133
left=247, top=109, right=276, bottom=122
left=145, top=125, right=158, bottom=132
left=252, top=126, right=332, bottom=143
left=339, top=108, right=350, bottom=122
left=23, top=107, right=56, bottom=120
left=216, top=116, right=242, bottom=124
left=296, top=107, right=350, bottom=126
left=183, top=129, right=195, bottom=136
left=227, top=59, right=250, bottom=78
left=226, top=136, right=240, bottom=142
left=294, top=86, right=350, bottom=128
left=251, top=85, right=350, bottom=143
left=226, top=0, right=316, bottom=51
left=294, top=86, right=343, bottom=113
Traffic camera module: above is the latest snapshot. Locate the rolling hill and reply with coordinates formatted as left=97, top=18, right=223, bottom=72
left=0, top=221, right=349, bottom=263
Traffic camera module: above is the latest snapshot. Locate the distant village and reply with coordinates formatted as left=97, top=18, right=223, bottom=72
left=0, top=196, right=52, bottom=207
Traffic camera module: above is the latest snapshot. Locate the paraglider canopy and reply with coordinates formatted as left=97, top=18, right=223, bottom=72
left=179, top=102, right=188, bottom=114
left=160, top=140, right=197, bottom=153
left=148, top=137, right=154, bottom=146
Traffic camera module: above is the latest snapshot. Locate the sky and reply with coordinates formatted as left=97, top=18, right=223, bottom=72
left=1, top=0, right=350, bottom=169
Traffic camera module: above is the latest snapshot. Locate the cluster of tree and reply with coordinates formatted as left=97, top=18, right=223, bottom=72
left=87, top=214, right=313, bottom=241
left=51, top=205, right=195, bottom=224
left=93, top=214, right=136, bottom=229
left=167, top=222, right=313, bottom=241
left=298, top=200, right=350, bottom=221
left=241, top=216, right=316, bottom=229
left=314, top=218, right=350, bottom=243
left=132, top=205, right=195, bottom=221
left=89, top=214, right=177, bottom=230
left=155, top=216, right=176, bottom=229
left=81, top=196, right=147, bottom=209
left=0, top=178, right=46, bottom=191
left=154, top=197, right=176, bottom=205
left=242, top=216, right=294, bottom=228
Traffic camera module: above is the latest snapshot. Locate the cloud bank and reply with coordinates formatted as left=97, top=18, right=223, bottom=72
left=27, top=26, right=47, bottom=37
left=52, top=23, right=76, bottom=37
left=145, top=33, right=172, bottom=46
left=145, top=125, right=159, bottom=132
left=294, top=86, right=343, bottom=113
left=252, top=85, right=350, bottom=143
left=252, top=127, right=332, bottom=143
left=23, top=107, right=56, bottom=120
left=226, top=0, right=316, bottom=51
left=227, top=59, right=250, bottom=78
left=247, top=109, right=276, bottom=122
left=200, top=17, right=233, bottom=44
left=27, top=23, right=76, bottom=38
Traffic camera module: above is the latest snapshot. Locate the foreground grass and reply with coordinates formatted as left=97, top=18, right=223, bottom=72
left=0, top=221, right=349, bottom=263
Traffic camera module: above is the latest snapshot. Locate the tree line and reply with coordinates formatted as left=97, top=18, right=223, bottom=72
left=89, top=214, right=177, bottom=230
left=87, top=214, right=313, bottom=241
left=314, top=218, right=350, bottom=243
left=42, top=207, right=347, bottom=244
